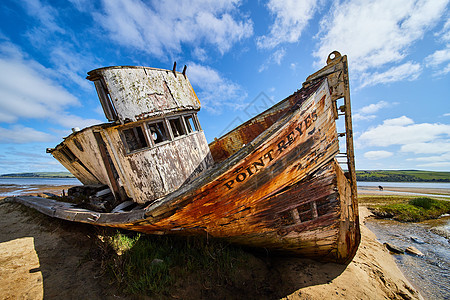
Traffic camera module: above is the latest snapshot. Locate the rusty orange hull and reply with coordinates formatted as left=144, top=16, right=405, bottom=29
left=14, top=53, right=360, bottom=263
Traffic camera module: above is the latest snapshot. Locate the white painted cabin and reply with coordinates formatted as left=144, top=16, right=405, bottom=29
left=47, top=66, right=214, bottom=204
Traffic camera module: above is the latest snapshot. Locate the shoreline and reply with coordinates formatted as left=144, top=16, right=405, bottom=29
left=358, top=186, right=450, bottom=199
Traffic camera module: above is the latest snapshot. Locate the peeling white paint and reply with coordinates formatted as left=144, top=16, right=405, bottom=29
left=98, top=67, right=201, bottom=122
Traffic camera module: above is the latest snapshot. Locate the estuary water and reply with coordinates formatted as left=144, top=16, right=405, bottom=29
left=358, top=181, right=450, bottom=189
left=0, top=177, right=81, bottom=196
left=358, top=181, right=450, bottom=198
left=360, top=181, right=450, bottom=299
left=366, top=217, right=450, bottom=299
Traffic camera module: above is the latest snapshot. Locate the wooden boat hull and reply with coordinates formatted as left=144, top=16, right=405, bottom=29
left=13, top=52, right=360, bottom=263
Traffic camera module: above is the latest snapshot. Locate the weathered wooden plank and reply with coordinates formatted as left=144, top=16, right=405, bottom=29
left=88, top=67, right=200, bottom=122
left=28, top=51, right=360, bottom=263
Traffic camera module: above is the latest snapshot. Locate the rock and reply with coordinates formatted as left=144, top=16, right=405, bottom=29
left=430, top=227, right=450, bottom=241
left=383, top=242, right=404, bottom=254
left=410, top=237, right=425, bottom=244
left=405, top=246, right=424, bottom=256
left=42, top=192, right=58, bottom=198
left=151, top=258, right=164, bottom=266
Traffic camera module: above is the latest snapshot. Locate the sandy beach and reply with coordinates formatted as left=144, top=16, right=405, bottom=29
left=0, top=185, right=424, bottom=299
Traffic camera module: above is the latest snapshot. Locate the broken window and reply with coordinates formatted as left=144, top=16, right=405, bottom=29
left=94, top=79, right=117, bottom=121
left=184, top=115, right=198, bottom=133
left=148, top=121, right=169, bottom=144
left=122, top=126, right=148, bottom=152
left=169, top=117, right=186, bottom=138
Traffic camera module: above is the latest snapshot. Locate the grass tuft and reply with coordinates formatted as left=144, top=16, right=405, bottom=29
left=366, top=196, right=450, bottom=222
left=409, top=197, right=435, bottom=209
left=100, top=232, right=252, bottom=297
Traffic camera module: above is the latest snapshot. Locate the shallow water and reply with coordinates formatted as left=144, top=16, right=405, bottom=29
left=366, top=217, right=450, bottom=299
left=358, top=181, right=450, bottom=198
left=0, top=177, right=81, bottom=196
left=358, top=182, right=450, bottom=189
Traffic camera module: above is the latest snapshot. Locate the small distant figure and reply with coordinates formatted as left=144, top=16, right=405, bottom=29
left=378, top=185, right=383, bottom=191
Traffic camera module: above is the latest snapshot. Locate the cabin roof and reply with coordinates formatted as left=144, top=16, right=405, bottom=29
left=86, top=65, right=201, bottom=123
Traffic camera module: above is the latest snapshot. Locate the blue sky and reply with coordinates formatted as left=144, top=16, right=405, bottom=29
left=0, top=0, right=449, bottom=174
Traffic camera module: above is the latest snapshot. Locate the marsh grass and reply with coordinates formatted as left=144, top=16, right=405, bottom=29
left=101, top=231, right=252, bottom=297
left=361, top=196, right=450, bottom=222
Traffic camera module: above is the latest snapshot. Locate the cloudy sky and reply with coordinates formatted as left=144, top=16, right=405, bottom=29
left=0, top=0, right=449, bottom=174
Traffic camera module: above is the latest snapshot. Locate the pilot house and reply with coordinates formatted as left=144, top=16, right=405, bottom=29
left=47, top=66, right=214, bottom=204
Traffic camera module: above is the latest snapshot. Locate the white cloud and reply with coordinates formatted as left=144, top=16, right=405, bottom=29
left=401, top=142, right=450, bottom=154
left=359, top=116, right=450, bottom=147
left=437, top=18, right=450, bottom=42
left=0, top=55, right=78, bottom=121
left=0, top=126, right=54, bottom=144
left=364, top=150, right=393, bottom=160
left=354, top=101, right=394, bottom=122
left=192, top=47, right=208, bottom=62
left=412, top=152, right=450, bottom=162
left=414, top=151, right=450, bottom=169
left=257, top=0, right=318, bottom=49
left=49, top=46, right=94, bottom=90
left=359, top=116, right=450, bottom=169
left=315, top=0, right=448, bottom=85
left=444, top=113, right=450, bottom=117
left=258, top=48, right=286, bottom=72
left=95, top=0, right=253, bottom=58
left=425, top=46, right=450, bottom=75
left=21, top=0, right=65, bottom=34
left=438, top=63, right=450, bottom=75
left=382, top=116, right=414, bottom=126
left=353, top=114, right=376, bottom=122
left=417, top=162, right=450, bottom=169
left=425, top=46, right=450, bottom=67
left=187, top=63, right=246, bottom=113
left=359, top=101, right=389, bottom=115
left=56, top=114, right=102, bottom=129
left=0, top=42, right=101, bottom=129
left=359, top=62, right=422, bottom=88
left=68, top=0, right=95, bottom=12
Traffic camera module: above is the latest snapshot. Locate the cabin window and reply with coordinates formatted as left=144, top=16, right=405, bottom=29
left=94, top=79, right=118, bottom=121
left=122, top=126, right=148, bottom=152
left=169, top=117, right=186, bottom=138
left=148, top=121, right=169, bottom=144
left=184, top=115, right=198, bottom=133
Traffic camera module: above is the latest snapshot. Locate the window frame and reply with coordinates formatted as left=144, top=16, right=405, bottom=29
left=120, top=124, right=150, bottom=154
left=147, top=119, right=171, bottom=146
left=168, top=116, right=187, bottom=139
left=119, top=112, right=201, bottom=155
left=183, top=114, right=199, bottom=134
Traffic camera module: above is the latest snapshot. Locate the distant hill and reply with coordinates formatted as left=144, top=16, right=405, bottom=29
left=356, top=170, right=450, bottom=182
left=0, top=172, right=75, bottom=178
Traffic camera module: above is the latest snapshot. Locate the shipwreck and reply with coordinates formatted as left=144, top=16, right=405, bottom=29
left=14, top=51, right=360, bottom=263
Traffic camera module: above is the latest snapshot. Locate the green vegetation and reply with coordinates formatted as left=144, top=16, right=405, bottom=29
left=363, top=196, right=450, bottom=222
left=0, top=172, right=75, bottom=178
left=101, top=231, right=252, bottom=297
left=356, top=170, right=450, bottom=182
